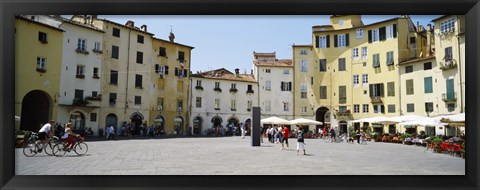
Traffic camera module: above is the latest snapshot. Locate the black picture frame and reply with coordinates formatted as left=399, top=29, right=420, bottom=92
left=1, top=0, right=479, bottom=189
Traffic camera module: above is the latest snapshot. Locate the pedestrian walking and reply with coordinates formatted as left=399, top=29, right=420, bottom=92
left=240, top=122, right=246, bottom=139
left=297, top=126, right=306, bottom=155
left=281, top=126, right=289, bottom=150
left=356, top=130, right=361, bottom=144
left=330, top=127, right=336, bottom=142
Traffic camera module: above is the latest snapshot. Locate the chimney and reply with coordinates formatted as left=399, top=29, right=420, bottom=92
left=426, top=24, right=432, bottom=57
left=235, top=68, right=240, bottom=77
left=141, top=24, right=147, bottom=32
left=126, top=20, right=134, bottom=28
left=251, top=69, right=253, bottom=75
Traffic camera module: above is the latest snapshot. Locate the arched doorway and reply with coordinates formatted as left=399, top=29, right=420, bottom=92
left=339, top=121, right=348, bottom=135
left=130, top=112, right=144, bottom=135
left=244, top=118, right=252, bottom=136
left=20, top=90, right=52, bottom=131
left=211, top=116, right=222, bottom=128
left=70, top=111, right=85, bottom=134
left=315, top=107, right=330, bottom=132
left=105, top=113, right=118, bottom=135
left=154, top=115, right=165, bottom=135
left=227, top=116, right=239, bottom=136
left=174, top=116, right=184, bottom=135
left=192, top=116, right=202, bottom=135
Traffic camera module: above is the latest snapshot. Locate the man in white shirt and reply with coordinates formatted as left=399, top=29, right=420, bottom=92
left=38, top=120, right=55, bottom=152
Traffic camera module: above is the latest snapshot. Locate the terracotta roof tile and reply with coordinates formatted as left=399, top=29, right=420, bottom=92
left=253, top=59, right=293, bottom=68
left=192, top=68, right=256, bottom=83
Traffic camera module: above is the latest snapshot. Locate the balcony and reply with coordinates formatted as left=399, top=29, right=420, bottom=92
left=334, top=110, right=353, bottom=120
left=195, top=86, right=204, bottom=90
left=439, top=59, right=457, bottom=70
left=213, top=87, right=222, bottom=93
left=370, top=96, right=383, bottom=104
left=75, top=48, right=89, bottom=55
left=442, top=92, right=457, bottom=102
left=229, top=88, right=238, bottom=93
left=92, top=49, right=103, bottom=54
left=246, top=89, right=254, bottom=94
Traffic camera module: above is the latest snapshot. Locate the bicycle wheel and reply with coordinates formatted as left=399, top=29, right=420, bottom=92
left=53, top=143, right=67, bottom=157
left=323, top=136, right=330, bottom=142
left=74, top=142, right=88, bottom=156
left=23, top=142, right=38, bottom=157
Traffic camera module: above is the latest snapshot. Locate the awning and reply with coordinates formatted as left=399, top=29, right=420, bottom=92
left=174, top=117, right=183, bottom=122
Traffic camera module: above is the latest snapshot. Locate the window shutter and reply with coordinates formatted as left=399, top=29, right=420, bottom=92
left=315, top=36, right=319, bottom=48
left=155, top=64, right=159, bottom=73
left=393, top=24, right=397, bottom=38
left=165, top=66, right=169, bottom=74
left=368, top=30, right=372, bottom=43
left=281, top=82, right=284, bottom=91
left=334, top=35, right=338, bottom=47
left=175, top=68, right=179, bottom=76
left=381, top=105, right=385, bottom=113
left=369, top=84, right=373, bottom=97
left=379, top=27, right=386, bottom=41
left=380, top=83, right=385, bottom=97
left=183, top=69, right=188, bottom=77
left=289, top=82, right=292, bottom=91
left=345, top=34, right=349, bottom=46
left=326, top=35, right=330, bottom=47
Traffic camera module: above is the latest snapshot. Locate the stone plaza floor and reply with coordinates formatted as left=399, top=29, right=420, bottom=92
left=15, top=136, right=465, bottom=175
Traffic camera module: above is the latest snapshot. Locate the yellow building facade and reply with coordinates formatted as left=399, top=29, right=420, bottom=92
left=15, top=16, right=64, bottom=131
left=150, top=37, right=193, bottom=135
left=293, top=15, right=427, bottom=134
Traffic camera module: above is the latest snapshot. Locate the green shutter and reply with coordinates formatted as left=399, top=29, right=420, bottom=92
left=315, top=36, right=319, bottom=48
left=446, top=79, right=455, bottom=99
left=373, top=54, right=380, bottom=68
left=386, top=51, right=394, bottom=66
left=424, top=77, right=433, bottom=93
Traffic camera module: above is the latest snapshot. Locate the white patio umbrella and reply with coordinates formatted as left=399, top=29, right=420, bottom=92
left=378, top=115, right=431, bottom=124
left=353, top=116, right=389, bottom=123
left=398, top=117, right=443, bottom=127
left=260, top=116, right=291, bottom=125
left=289, top=118, right=323, bottom=125
left=441, top=113, right=465, bottom=122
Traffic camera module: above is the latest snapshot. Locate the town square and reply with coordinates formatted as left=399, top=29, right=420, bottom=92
left=14, top=14, right=466, bottom=176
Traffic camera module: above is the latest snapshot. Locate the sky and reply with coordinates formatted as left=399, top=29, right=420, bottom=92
left=95, top=15, right=441, bottom=74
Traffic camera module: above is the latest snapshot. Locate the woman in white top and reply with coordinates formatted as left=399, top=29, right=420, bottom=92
left=62, top=123, right=82, bottom=150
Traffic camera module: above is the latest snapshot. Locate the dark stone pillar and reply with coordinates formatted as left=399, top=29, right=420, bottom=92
left=252, top=107, right=261, bottom=146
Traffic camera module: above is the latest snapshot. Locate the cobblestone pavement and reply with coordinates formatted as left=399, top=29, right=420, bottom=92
left=15, top=136, right=465, bottom=175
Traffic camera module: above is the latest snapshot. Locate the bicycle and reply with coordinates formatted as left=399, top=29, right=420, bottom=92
left=323, top=134, right=331, bottom=143
left=22, top=132, right=58, bottom=157
left=53, top=136, right=88, bottom=157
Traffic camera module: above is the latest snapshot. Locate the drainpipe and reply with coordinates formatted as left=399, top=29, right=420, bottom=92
left=188, top=52, right=193, bottom=135
left=125, top=30, right=132, bottom=117
left=292, top=48, right=296, bottom=119
left=456, top=34, right=464, bottom=113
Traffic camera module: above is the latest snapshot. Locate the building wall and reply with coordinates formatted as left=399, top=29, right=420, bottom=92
left=293, top=16, right=428, bottom=132
left=255, top=65, right=294, bottom=119
left=57, top=18, right=104, bottom=132
left=150, top=39, right=192, bottom=135
left=433, top=15, right=464, bottom=114
left=15, top=17, right=64, bottom=130
left=191, top=77, right=258, bottom=134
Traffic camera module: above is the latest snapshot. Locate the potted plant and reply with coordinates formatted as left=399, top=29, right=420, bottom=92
left=433, top=137, right=443, bottom=153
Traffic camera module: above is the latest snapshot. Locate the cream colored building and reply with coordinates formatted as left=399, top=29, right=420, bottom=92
left=293, top=15, right=427, bottom=135
left=252, top=52, right=294, bottom=120
left=190, top=68, right=258, bottom=135
left=15, top=15, right=64, bottom=132
left=71, top=15, right=193, bottom=135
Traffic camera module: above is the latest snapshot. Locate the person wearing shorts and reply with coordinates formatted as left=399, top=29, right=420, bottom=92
left=38, top=120, right=55, bottom=152
left=297, top=126, right=306, bottom=155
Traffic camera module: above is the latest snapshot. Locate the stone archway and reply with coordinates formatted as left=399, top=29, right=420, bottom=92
left=193, top=116, right=203, bottom=135
left=174, top=116, right=184, bottom=135
left=105, top=113, right=118, bottom=135
left=70, top=111, right=86, bottom=133
left=227, top=116, right=239, bottom=136
left=315, top=107, right=330, bottom=132
left=130, top=112, right=144, bottom=135
left=20, top=90, right=52, bottom=131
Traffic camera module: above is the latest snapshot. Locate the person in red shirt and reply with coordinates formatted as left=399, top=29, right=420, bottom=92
left=281, top=125, right=289, bottom=150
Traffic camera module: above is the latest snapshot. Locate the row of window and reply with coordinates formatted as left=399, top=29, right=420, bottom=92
left=194, top=98, right=255, bottom=111
left=110, top=45, right=185, bottom=62
left=263, top=68, right=290, bottom=74
left=112, top=27, right=144, bottom=44
left=314, top=24, right=397, bottom=49
left=196, top=82, right=255, bottom=93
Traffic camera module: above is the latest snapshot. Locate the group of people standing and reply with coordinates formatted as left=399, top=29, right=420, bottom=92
left=264, top=125, right=306, bottom=155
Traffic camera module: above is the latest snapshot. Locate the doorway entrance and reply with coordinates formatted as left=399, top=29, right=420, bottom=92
left=20, top=90, right=52, bottom=131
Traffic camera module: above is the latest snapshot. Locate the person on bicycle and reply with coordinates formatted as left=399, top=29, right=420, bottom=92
left=38, top=120, right=55, bottom=152
left=61, top=123, right=83, bottom=151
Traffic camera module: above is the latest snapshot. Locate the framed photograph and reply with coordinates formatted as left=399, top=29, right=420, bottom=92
left=1, top=0, right=478, bottom=189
